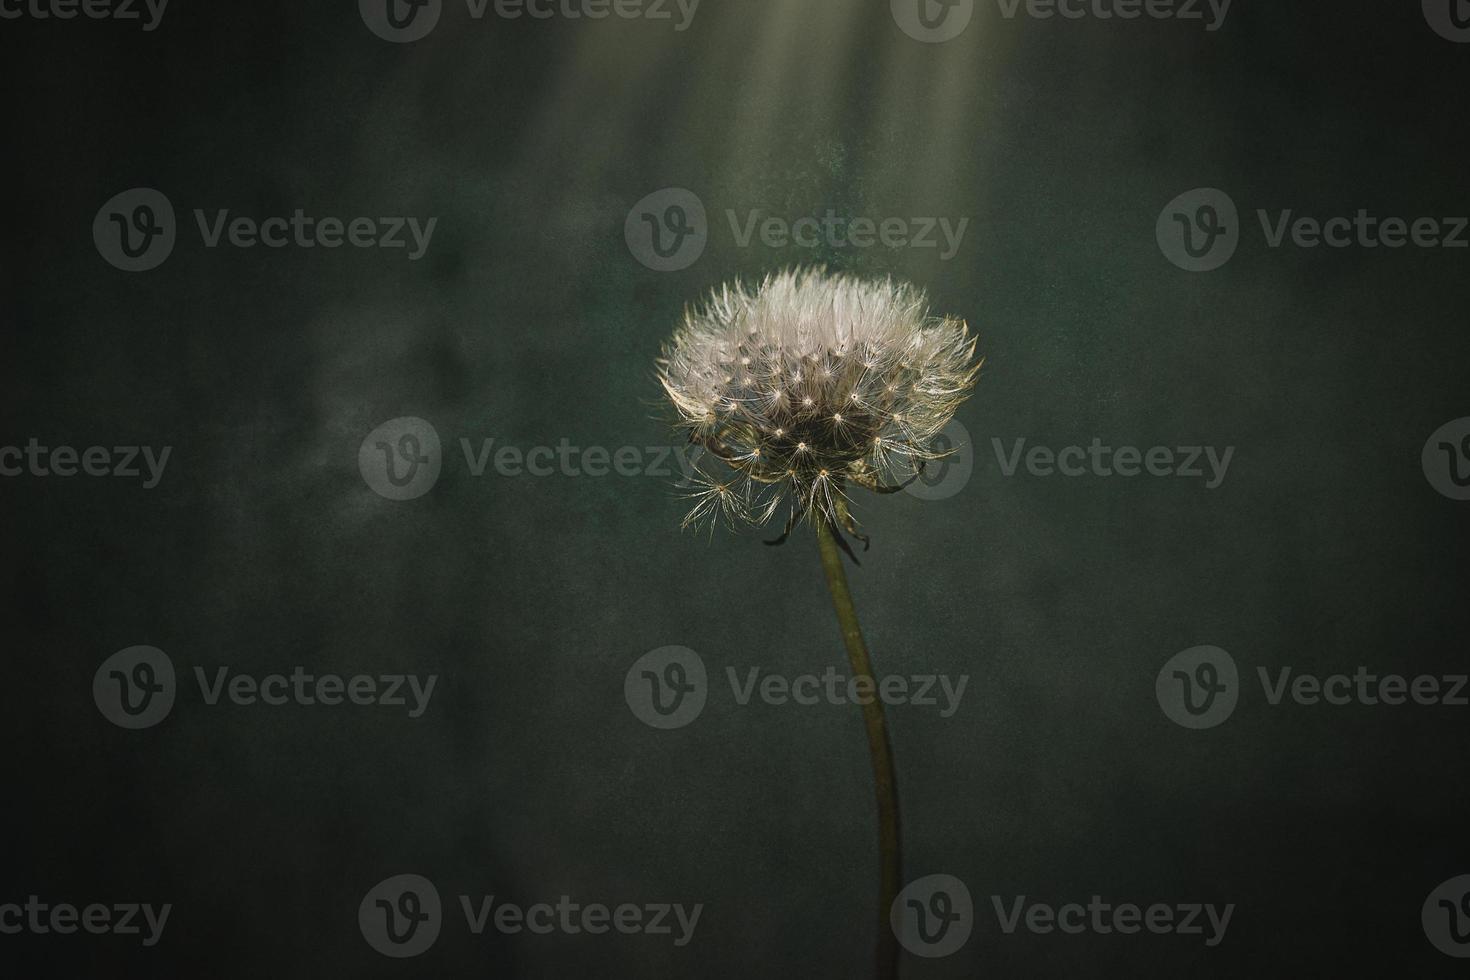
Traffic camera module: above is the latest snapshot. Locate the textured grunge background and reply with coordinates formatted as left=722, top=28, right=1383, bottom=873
left=2, top=0, right=1468, bottom=976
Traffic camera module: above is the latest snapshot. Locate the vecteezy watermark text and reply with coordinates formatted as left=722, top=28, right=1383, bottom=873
left=460, top=438, right=701, bottom=480
left=995, top=0, right=1230, bottom=30
left=359, top=0, right=700, bottom=43
left=726, top=210, right=969, bottom=261
left=990, top=895, right=1233, bottom=946
left=991, top=438, right=1234, bottom=489
left=358, top=416, right=707, bottom=501
left=1157, top=646, right=1468, bottom=729
left=0, top=0, right=168, bottom=29
left=0, top=897, right=171, bottom=946
left=889, top=874, right=1233, bottom=959
left=94, top=188, right=437, bottom=272
left=727, top=666, right=968, bottom=717
left=891, top=0, right=1231, bottom=43
left=625, top=188, right=970, bottom=272
left=194, top=667, right=437, bottom=717
left=0, top=439, right=171, bottom=488
left=93, top=647, right=438, bottom=729
left=624, top=646, right=969, bottom=729
left=1158, top=188, right=1469, bottom=272
left=358, top=874, right=701, bottom=958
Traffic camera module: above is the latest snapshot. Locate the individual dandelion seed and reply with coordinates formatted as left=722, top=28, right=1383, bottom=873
left=657, top=266, right=981, bottom=560
left=654, top=266, right=982, bottom=980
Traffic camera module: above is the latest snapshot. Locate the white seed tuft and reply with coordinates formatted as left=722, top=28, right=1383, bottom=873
left=657, top=267, right=981, bottom=534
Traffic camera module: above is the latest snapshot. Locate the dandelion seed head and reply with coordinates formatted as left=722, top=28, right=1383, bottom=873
left=657, top=267, right=981, bottom=534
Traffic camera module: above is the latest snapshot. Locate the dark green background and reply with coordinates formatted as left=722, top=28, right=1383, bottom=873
left=3, top=0, right=1468, bottom=976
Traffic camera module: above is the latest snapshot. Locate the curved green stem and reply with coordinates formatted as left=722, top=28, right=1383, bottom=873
left=816, top=520, right=901, bottom=980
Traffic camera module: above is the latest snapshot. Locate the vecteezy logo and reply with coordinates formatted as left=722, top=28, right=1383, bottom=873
left=93, top=646, right=176, bottom=729
left=625, top=188, right=707, bottom=272
left=1424, top=0, right=1470, bottom=42
left=360, top=0, right=442, bottom=42
left=891, top=0, right=974, bottom=43
left=1156, top=646, right=1239, bottom=729
left=891, top=874, right=974, bottom=958
left=1156, top=188, right=1239, bottom=272
left=359, top=417, right=443, bottom=501
left=360, top=874, right=442, bottom=958
left=624, top=646, right=708, bottom=729
left=1422, top=418, right=1470, bottom=501
left=94, top=188, right=177, bottom=272
left=1423, top=875, right=1470, bottom=957
left=905, top=418, right=974, bottom=502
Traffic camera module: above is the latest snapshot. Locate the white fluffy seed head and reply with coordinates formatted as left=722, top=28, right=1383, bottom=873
left=657, top=267, right=981, bottom=534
